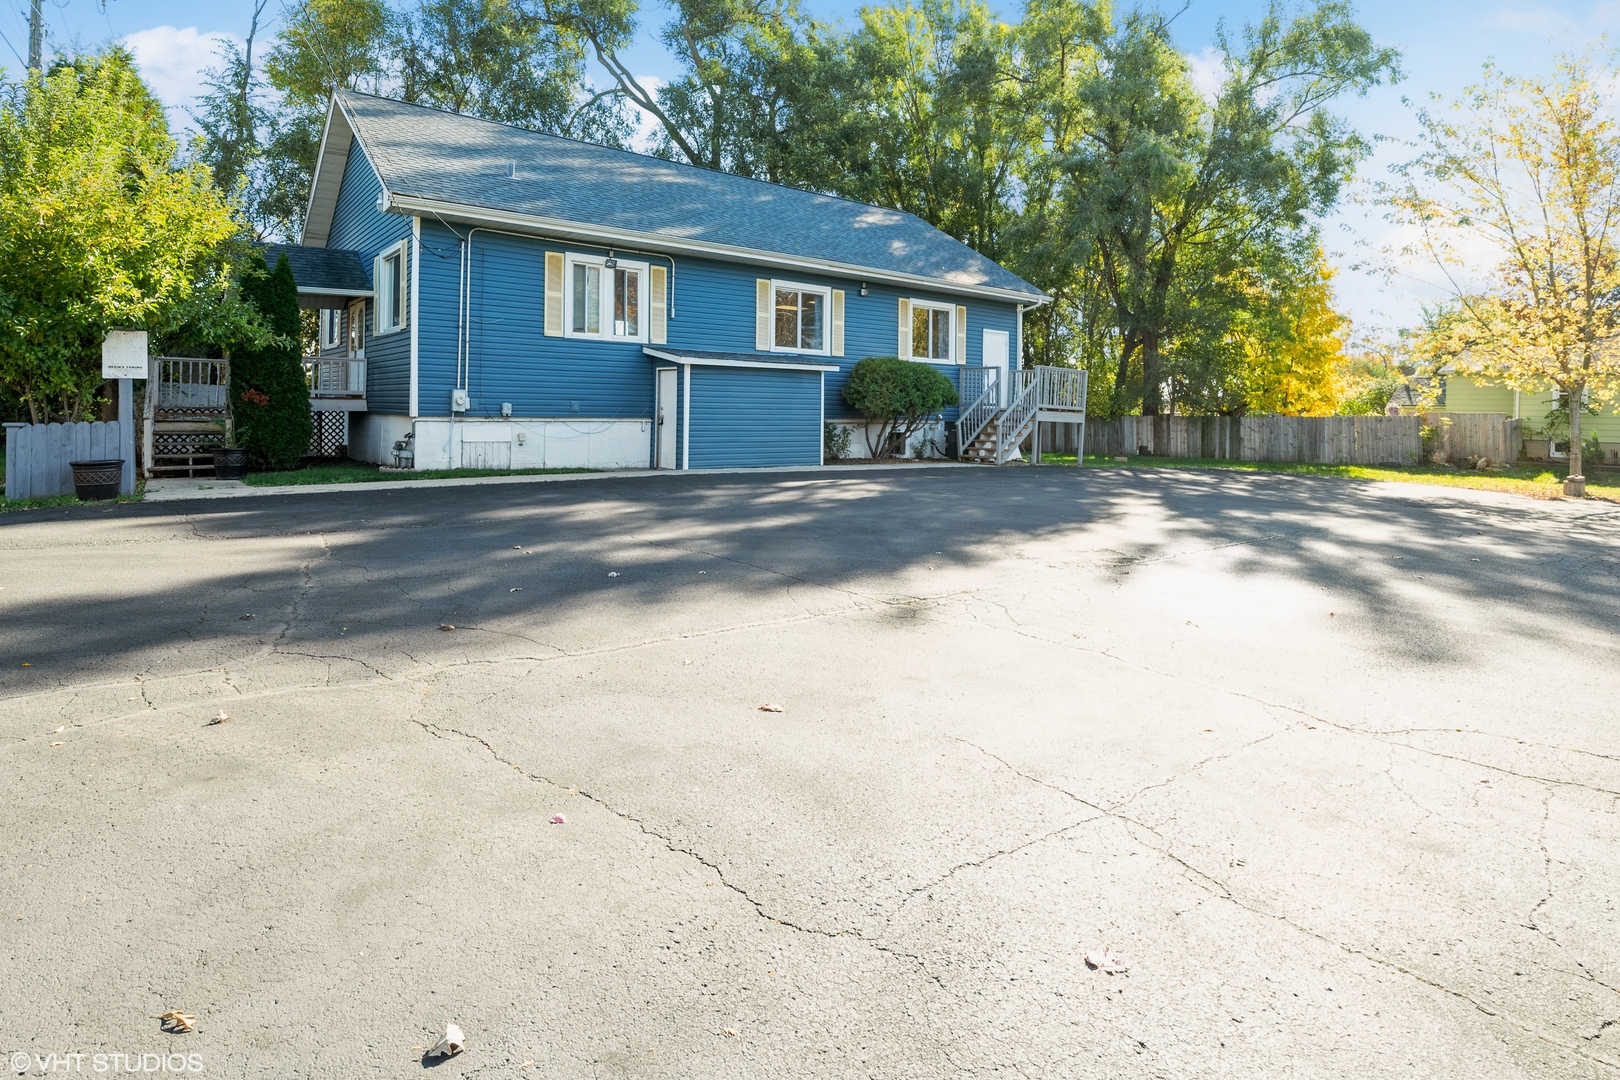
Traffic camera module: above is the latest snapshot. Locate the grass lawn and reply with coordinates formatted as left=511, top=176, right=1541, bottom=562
left=0, top=491, right=143, bottom=513
left=243, top=461, right=600, bottom=486
left=1036, top=453, right=1620, bottom=503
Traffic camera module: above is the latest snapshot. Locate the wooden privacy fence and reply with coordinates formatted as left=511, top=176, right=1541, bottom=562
left=1039, top=423, right=1084, bottom=454
left=1084, top=415, right=1423, bottom=465
left=5, top=420, right=136, bottom=499
left=1423, top=413, right=1519, bottom=465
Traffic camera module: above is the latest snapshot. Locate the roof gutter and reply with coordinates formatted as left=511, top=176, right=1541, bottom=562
left=385, top=193, right=1050, bottom=308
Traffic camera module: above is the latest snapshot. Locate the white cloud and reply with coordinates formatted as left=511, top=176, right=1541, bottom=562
left=121, top=25, right=239, bottom=121
left=1184, top=46, right=1225, bottom=103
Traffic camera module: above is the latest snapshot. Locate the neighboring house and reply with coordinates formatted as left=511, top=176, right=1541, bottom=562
left=1401, top=369, right=1620, bottom=464
left=278, top=91, right=1050, bottom=470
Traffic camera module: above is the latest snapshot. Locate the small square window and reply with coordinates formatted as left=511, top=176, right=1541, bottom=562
left=910, top=302, right=953, bottom=361
left=773, top=285, right=828, bottom=352
left=566, top=256, right=646, bottom=341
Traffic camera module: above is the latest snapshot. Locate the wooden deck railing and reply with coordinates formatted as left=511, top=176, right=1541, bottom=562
left=305, top=358, right=366, bottom=398
left=152, top=358, right=229, bottom=413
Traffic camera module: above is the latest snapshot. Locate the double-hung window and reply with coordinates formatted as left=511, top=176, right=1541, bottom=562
left=910, top=301, right=953, bottom=362
left=374, top=240, right=408, bottom=334
left=566, top=255, right=647, bottom=341
left=773, top=282, right=830, bottom=353
left=319, top=310, right=342, bottom=350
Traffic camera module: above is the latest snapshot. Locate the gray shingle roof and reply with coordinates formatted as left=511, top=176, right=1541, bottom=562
left=332, top=92, right=1044, bottom=302
left=261, top=243, right=372, bottom=294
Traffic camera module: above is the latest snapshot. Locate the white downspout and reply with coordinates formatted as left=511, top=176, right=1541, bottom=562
left=409, top=216, right=420, bottom=418
left=682, top=363, right=691, bottom=470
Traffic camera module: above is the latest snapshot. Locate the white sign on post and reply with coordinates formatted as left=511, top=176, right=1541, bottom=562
left=102, top=329, right=149, bottom=380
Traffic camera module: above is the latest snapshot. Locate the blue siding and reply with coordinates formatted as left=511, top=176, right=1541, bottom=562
left=328, top=186, right=1028, bottom=437
left=687, top=367, right=821, bottom=468
left=327, top=145, right=412, bottom=414
left=416, top=219, right=463, bottom=417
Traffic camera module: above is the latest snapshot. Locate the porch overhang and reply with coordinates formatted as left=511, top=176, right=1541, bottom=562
left=644, top=347, right=839, bottom=373
left=261, top=244, right=374, bottom=310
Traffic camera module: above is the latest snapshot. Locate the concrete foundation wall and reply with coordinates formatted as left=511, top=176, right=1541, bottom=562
left=408, top=418, right=652, bottom=470
left=349, top=414, right=415, bottom=466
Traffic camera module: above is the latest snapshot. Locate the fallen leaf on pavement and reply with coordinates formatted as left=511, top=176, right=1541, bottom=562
left=723, top=1028, right=738, bottom=1037
left=551, top=814, right=566, bottom=825
left=426, top=1023, right=465, bottom=1058
left=1084, top=947, right=1128, bottom=975
left=208, top=711, right=230, bottom=725
left=758, top=703, right=784, bottom=713
left=49, top=741, right=62, bottom=747
left=439, top=624, right=455, bottom=631
left=239, top=614, right=254, bottom=620
left=156, top=1011, right=196, bottom=1033
left=510, top=587, right=523, bottom=592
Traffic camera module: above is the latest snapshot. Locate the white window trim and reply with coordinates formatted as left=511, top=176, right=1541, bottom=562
left=908, top=299, right=955, bottom=363
left=768, top=278, right=833, bottom=356
left=346, top=299, right=366, bottom=358
left=319, top=310, right=342, bottom=350
left=563, top=253, right=650, bottom=343
left=375, top=239, right=409, bottom=335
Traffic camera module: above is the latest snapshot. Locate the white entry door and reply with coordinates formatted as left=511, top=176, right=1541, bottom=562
left=656, top=368, right=678, bottom=468
left=982, top=329, right=1010, bottom=405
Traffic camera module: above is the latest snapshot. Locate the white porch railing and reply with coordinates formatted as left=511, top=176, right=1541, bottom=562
left=1033, top=366, right=1087, bottom=412
left=956, top=365, right=1088, bottom=464
left=957, top=366, right=1001, bottom=451
left=306, top=357, right=366, bottom=398
left=142, top=357, right=230, bottom=480
left=152, top=357, right=229, bottom=412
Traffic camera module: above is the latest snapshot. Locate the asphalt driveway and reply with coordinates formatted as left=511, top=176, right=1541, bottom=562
left=2, top=466, right=1618, bottom=1078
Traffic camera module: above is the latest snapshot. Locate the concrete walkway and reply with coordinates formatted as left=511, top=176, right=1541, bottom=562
left=143, top=461, right=979, bottom=502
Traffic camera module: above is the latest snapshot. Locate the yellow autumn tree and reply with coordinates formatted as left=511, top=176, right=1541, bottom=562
left=1240, top=257, right=1345, bottom=416
left=1389, top=53, right=1620, bottom=487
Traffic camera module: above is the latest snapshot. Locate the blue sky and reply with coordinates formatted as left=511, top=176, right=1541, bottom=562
left=4, top=0, right=1615, bottom=338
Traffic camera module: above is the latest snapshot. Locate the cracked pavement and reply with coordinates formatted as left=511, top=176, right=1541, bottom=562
left=2, top=466, right=1618, bottom=1078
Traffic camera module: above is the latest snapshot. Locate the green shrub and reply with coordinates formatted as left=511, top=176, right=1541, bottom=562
left=842, top=356, right=958, bottom=458
left=823, top=421, right=852, bottom=460
left=232, top=252, right=312, bottom=470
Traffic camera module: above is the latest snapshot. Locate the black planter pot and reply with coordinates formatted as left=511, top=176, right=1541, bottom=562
left=69, top=459, right=123, bottom=501
left=213, top=447, right=249, bottom=480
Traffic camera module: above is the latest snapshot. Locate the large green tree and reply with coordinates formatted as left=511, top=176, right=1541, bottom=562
left=1057, top=2, right=1398, bottom=415
left=0, top=50, right=257, bottom=422
left=232, top=0, right=627, bottom=239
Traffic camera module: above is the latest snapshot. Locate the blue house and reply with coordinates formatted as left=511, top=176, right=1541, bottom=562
left=285, top=92, right=1077, bottom=471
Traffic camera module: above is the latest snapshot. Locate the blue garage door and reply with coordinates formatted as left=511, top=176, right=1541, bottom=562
left=687, top=366, right=823, bottom=468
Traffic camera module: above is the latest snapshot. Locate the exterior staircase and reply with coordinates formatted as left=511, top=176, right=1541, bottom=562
left=957, top=365, right=1088, bottom=464
left=143, top=358, right=230, bottom=479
